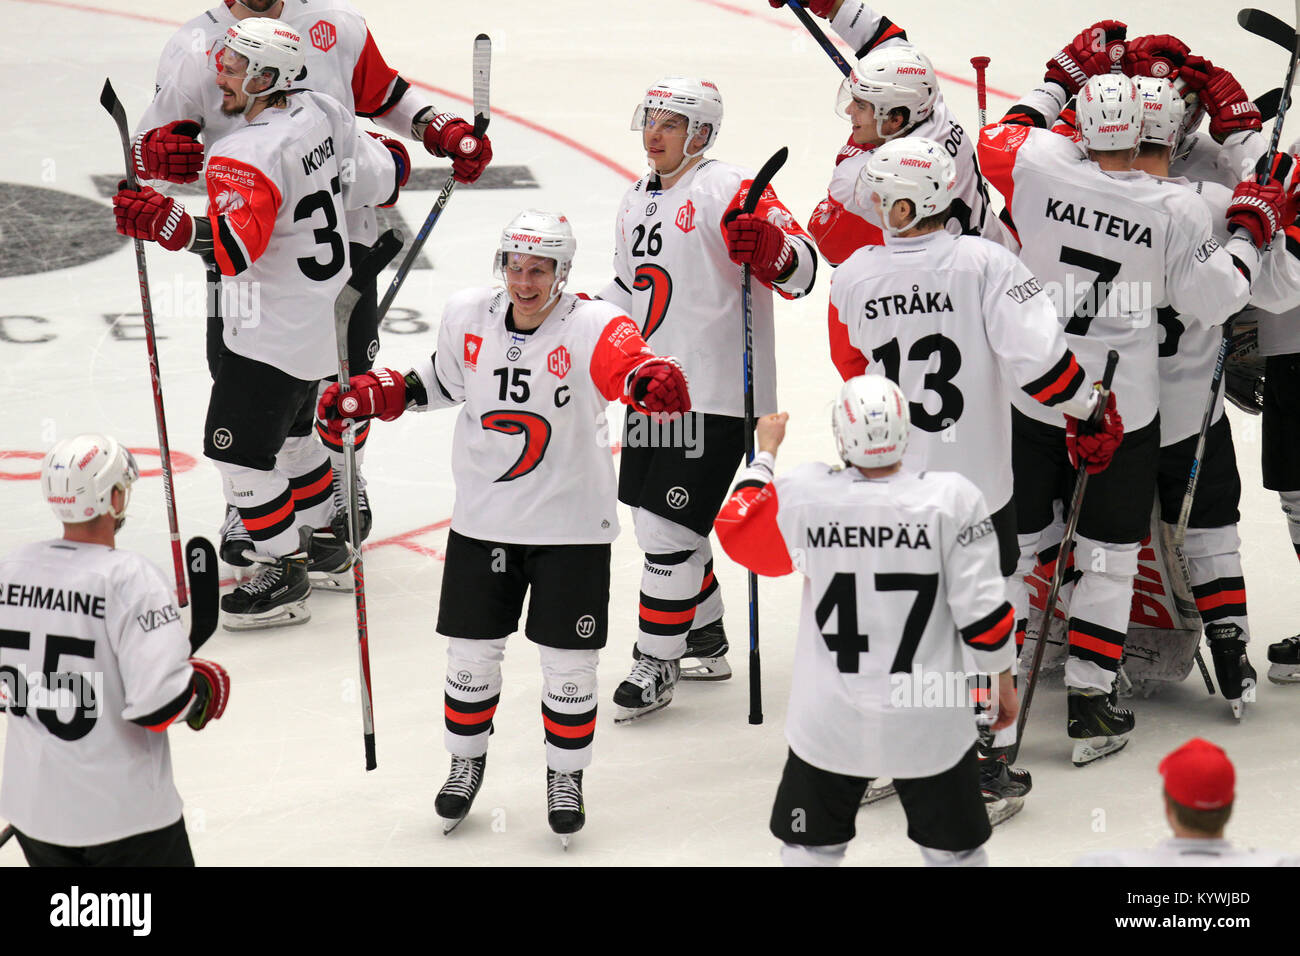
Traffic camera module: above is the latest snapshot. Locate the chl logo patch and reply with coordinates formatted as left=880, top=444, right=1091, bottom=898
left=309, top=20, right=337, bottom=52
left=575, top=615, right=596, bottom=639
left=666, top=486, right=689, bottom=510
left=547, top=346, right=571, bottom=379
left=675, top=200, right=696, bottom=233
left=212, top=428, right=233, bottom=450
left=464, top=333, right=483, bottom=370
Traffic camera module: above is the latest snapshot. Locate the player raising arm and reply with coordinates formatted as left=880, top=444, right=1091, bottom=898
left=715, top=379, right=1016, bottom=866
left=318, top=211, right=689, bottom=846
left=0, top=435, right=229, bottom=866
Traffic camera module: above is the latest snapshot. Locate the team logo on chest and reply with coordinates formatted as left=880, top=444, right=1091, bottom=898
left=309, top=20, right=336, bottom=52
left=547, top=346, right=571, bottom=379
left=464, top=333, right=483, bottom=371
left=675, top=200, right=696, bottom=233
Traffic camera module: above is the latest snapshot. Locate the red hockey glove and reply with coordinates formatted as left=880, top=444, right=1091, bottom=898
left=112, top=182, right=193, bottom=251
left=1256, top=151, right=1300, bottom=224
left=422, top=112, right=493, bottom=184
left=1044, top=20, right=1128, bottom=95
left=627, top=357, right=691, bottom=416
left=1066, top=390, right=1123, bottom=475
left=132, top=120, right=204, bottom=184
left=367, top=131, right=410, bottom=207
left=1228, top=180, right=1287, bottom=249
left=723, top=209, right=794, bottom=282
left=317, top=368, right=408, bottom=435
left=187, top=658, right=230, bottom=731
left=767, top=0, right=837, bottom=16
left=1122, top=34, right=1190, bottom=78
left=1178, top=56, right=1261, bottom=142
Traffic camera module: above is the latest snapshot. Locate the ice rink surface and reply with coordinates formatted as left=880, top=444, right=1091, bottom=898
left=2, top=0, right=1299, bottom=867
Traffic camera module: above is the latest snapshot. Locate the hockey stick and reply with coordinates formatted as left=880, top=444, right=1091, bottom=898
left=1257, top=87, right=1285, bottom=123
left=784, top=0, right=852, bottom=77
left=740, top=146, right=790, bottom=726
left=100, top=79, right=188, bottom=607
left=335, top=229, right=405, bottom=771
left=1238, top=6, right=1300, bottom=168
left=377, top=34, right=490, bottom=323
left=185, top=536, right=219, bottom=653
left=0, top=825, right=12, bottom=850
left=971, top=57, right=991, bottom=129
left=1015, top=350, right=1118, bottom=744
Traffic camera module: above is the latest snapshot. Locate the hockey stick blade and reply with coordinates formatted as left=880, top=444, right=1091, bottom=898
left=785, top=0, right=851, bottom=77
left=185, top=537, right=219, bottom=653
left=1239, top=8, right=1298, bottom=50
left=472, top=34, right=492, bottom=136
left=1257, top=87, right=1286, bottom=122
left=742, top=147, right=789, bottom=215
left=0, top=825, right=13, bottom=850
left=101, top=80, right=138, bottom=190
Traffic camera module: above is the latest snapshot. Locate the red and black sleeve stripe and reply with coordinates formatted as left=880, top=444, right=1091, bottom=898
left=131, top=681, right=195, bottom=732
left=1024, top=350, right=1085, bottom=407
left=960, top=602, right=1014, bottom=651
left=855, top=17, right=907, bottom=57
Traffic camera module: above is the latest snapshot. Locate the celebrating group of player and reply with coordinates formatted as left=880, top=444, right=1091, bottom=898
left=3, top=0, right=1300, bottom=867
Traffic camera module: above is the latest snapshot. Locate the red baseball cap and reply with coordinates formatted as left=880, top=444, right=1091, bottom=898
left=1159, top=738, right=1235, bottom=810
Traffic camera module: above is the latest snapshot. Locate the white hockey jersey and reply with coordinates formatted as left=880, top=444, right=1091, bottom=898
left=597, top=159, right=815, bottom=418
left=979, top=121, right=1256, bottom=430
left=206, top=90, right=379, bottom=381
left=1076, top=838, right=1300, bottom=867
left=829, top=231, right=1094, bottom=512
left=0, top=541, right=194, bottom=846
left=408, top=289, right=660, bottom=545
left=716, top=459, right=1015, bottom=779
left=137, top=0, right=418, bottom=245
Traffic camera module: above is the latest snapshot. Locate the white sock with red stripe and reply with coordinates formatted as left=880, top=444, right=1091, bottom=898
left=218, top=461, right=303, bottom=557
left=444, top=637, right=505, bottom=758
left=1063, top=537, right=1138, bottom=693
left=278, top=434, right=334, bottom=529
left=1184, top=525, right=1249, bottom=639
left=539, top=647, right=597, bottom=772
left=633, top=509, right=706, bottom=660
left=692, top=540, right=723, bottom=628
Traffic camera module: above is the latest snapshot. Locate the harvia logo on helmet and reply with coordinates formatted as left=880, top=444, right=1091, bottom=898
left=509, top=233, right=544, bottom=245
left=76, top=446, right=100, bottom=470
left=48, top=495, right=77, bottom=504
left=896, top=66, right=927, bottom=75
left=898, top=158, right=932, bottom=168
left=1097, top=123, right=1130, bottom=133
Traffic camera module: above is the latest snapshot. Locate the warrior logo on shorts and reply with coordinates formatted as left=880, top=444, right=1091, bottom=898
left=666, top=486, right=689, bottom=510
left=212, top=428, right=233, bottom=450
left=575, top=615, right=596, bottom=639
left=309, top=20, right=337, bottom=52
left=547, top=346, right=571, bottom=379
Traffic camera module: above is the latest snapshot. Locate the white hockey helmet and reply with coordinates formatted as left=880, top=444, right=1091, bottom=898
left=494, top=210, right=577, bottom=309
left=1135, top=76, right=1188, bottom=150
left=836, top=45, right=939, bottom=141
left=41, top=434, right=139, bottom=525
left=631, top=76, right=724, bottom=175
left=213, top=17, right=306, bottom=107
left=853, top=136, right=956, bottom=234
left=1076, top=74, right=1142, bottom=152
left=832, top=375, right=910, bottom=469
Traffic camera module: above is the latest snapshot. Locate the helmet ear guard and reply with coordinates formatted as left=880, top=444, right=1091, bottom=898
left=832, top=375, right=911, bottom=469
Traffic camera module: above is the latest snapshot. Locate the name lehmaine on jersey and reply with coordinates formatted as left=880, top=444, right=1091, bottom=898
left=0, top=583, right=105, bottom=617
left=1043, top=197, right=1153, bottom=247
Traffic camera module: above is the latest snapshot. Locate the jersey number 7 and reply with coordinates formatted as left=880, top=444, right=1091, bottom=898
left=1060, top=246, right=1121, bottom=336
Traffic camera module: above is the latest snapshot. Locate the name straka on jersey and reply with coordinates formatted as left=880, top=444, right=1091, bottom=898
left=1044, top=197, right=1153, bottom=247
left=806, top=522, right=933, bottom=550
left=862, top=286, right=954, bottom=320
left=300, top=135, right=336, bottom=176
left=0, top=583, right=105, bottom=618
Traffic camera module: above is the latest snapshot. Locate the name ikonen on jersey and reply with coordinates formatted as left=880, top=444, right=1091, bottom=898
left=0, top=583, right=104, bottom=618
left=50, top=886, right=151, bottom=937
left=806, top=522, right=932, bottom=550
left=862, top=286, right=953, bottom=321
left=301, top=136, right=336, bottom=176
left=1044, top=198, right=1153, bottom=247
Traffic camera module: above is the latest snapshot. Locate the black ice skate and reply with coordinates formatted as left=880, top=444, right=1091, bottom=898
left=613, top=654, right=679, bottom=723
left=307, top=529, right=355, bottom=593
left=547, top=768, right=585, bottom=849
left=683, top=620, right=731, bottom=681
left=1067, top=687, right=1134, bottom=767
left=1206, top=624, right=1256, bottom=719
left=220, top=551, right=310, bottom=631
left=979, top=748, right=1032, bottom=826
left=435, top=754, right=486, bottom=834
left=329, top=468, right=372, bottom=544
left=1266, top=634, right=1300, bottom=685
left=219, top=505, right=254, bottom=581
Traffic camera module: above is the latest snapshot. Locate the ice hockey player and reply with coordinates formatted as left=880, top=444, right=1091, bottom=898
left=0, top=434, right=229, bottom=866
left=770, top=0, right=1010, bottom=264
left=715, top=379, right=1018, bottom=866
left=114, top=19, right=404, bottom=629
left=827, top=135, right=1119, bottom=811
left=1075, top=738, right=1300, bottom=866
left=597, top=75, right=816, bottom=718
left=978, top=22, right=1286, bottom=764
left=317, top=210, right=690, bottom=845
left=133, top=0, right=492, bottom=576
